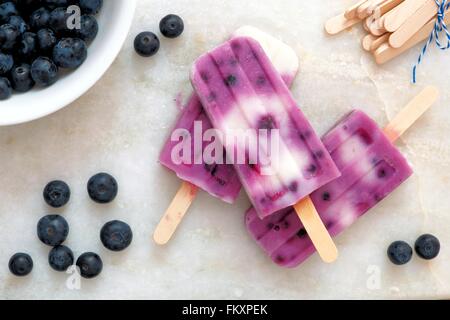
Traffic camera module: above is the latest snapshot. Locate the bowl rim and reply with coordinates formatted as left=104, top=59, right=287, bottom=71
left=0, top=0, right=137, bottom=127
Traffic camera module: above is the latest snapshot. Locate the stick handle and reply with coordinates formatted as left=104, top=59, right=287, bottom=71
left=153, top=181, right=199, bottom=245
left=325, top=13, right=361, bottom=35
left=294, top=197, right=339, bottom=263
left=384, top=86, right=439, bottom=143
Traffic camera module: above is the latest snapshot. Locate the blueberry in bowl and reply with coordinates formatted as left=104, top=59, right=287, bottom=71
left=0, top=0, right=137, bottom=126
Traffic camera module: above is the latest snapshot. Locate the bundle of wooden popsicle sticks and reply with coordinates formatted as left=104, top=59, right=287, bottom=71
left=325, top=0, right=450, bottom=64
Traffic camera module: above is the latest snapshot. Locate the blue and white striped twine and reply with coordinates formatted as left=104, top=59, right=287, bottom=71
left=413, top=0, right=450, bottom=83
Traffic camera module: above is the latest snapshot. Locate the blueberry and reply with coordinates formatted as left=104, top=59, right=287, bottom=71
left=0, top=52, right=13, bottom=75
left=31, top=56, right=58, bottom=86
left=53, top=38, right=87, bottom=68
left=74, top=14, right=98, bottom=42
left=159, top=14, right=184, bottom=38
left=0, top=2, right=18, bottom=24
left=48, top=7, right=71, bottom=35
left=10, top=63, right=34, bottom=92
left=49, top=245, right=74, bottom=271
left=76, top=252, right=103, bottom=279
left=87, top=173, right=118, bottom=203
left=100, top=220, right=133, bottom=252
left=134, top=31, right=159, bottom=57
left=43, top=180, right=71, bottom=208
left=44, top=0, right=70, bottom=10
left=36, top=28, right=57, bottom=53
left=37, top=214, right=69, bottom=246
left=8, top=15, right=29, bottom=34
left=415, top=234, right=440, bottom=260
left=29, top=7, right=51, bottom=30
left=0, top=24, right=19, bottom=51
left=387, top=241, right=413, bottom=265
left=0, top=77, right=12, bottom=100
left=8, top=253, right=33, bottom=277
left=79, top=0, right=103, bottom=15
left=16, top=31, right=37, bottom=60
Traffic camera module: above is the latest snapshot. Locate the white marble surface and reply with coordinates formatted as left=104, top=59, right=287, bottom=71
left=1, top=0, right=450, bottom=299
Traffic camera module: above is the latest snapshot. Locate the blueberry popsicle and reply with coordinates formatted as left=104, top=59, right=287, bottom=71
left=191, top=36, right=341, bottom=220
left=154, top=27, right=299, bottom=245
left=246, top=86, right=438, bottom=268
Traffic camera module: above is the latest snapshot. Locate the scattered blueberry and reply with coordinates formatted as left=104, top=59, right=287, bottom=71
left=9, top=253, right=33, bottom=277
left=415, top=234, right=440, bottom=260
left=79, top=0, right=103, bottom=15
left=43, top=180, right=71, bottom=208
left=76, top=252, right=103, bottom=279
left=37, top=214, right=69, bottom=246
left=387, top=241, right=413, bottom=265
left=48, top=245, right=74, bottom=272
left=0, top=76, right=12, bottom=100
left=134, top=31, right=160, bottom=57
left=53, top=38, right=87, bottom=68
left=31, top=56, right=58, bottom=86
left=10, top=63, right=34, bottom=92
left=87, top=173, right=118, bottom=204
left=159, top=14, right=184, bottom=39
left=100, top=220, right=133, bottom=252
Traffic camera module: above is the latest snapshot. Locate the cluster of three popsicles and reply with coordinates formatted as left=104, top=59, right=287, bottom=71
left=156, top=26, right=438, bottom=268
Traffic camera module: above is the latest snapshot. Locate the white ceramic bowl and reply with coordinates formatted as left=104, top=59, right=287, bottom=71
left=0, top=0, right=137, bottom=126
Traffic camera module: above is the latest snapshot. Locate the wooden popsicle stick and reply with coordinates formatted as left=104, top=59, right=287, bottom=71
left=153, top=181, right=199, bottom=245
left=294, top=197, right=339, bottom=264
left=325, top=13, right=361, bottom=35
left=368, top=15, right=387, bottom=36
left=389, top=0, right=438, bottom=48
left=345, top=0, right=370, bottom=19
left=370, top=33, right=390, bottom=51
left=378, top=0, right=405, bottom=15
left=357, top=0, right=376, bottom=18
left=374, top=12, right=450, bottom=64
left=362, top=34, right=379, bottom=51
left=383, top=0, right=428, bottom=32
left=384, top=86, right=438, bottom=142
left=364, top=0, right=388, bottom=16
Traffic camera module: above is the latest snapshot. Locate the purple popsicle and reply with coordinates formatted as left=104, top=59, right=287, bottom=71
left=159, top=27, right=299, bottom=204
left=191, top=36, right=340, bottom=219
left=246, top=110, right=414, bottom=268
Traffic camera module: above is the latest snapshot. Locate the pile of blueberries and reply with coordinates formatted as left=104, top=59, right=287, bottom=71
left=387, top=234, right=440, bottom=266
left=0, top=0, right=103, bottom=100
left=8, top=172, right=133, bottom=279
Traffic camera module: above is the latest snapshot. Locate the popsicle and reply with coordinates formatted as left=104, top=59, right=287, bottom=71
left=154, top=27, right=299, bottom=245
left=245, top=86, right=438, bottom=268
left=190, top=37, right=341, bottom=219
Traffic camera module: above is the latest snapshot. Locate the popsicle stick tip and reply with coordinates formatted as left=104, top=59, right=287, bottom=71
left=293, top=197, right=339, bottom=264
left=153, top=232, right=169, bottom=246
